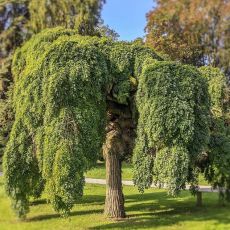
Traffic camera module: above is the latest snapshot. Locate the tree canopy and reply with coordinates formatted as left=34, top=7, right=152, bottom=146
left=28, top=0, right=106, bottom=35
left=4, top=27, right=213, bottom=218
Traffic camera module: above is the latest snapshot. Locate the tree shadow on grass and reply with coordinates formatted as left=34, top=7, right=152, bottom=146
left=28, top=209, right=103, bottom=222
left=30, top=194, right=105, bottom=207
left=90, top=192, right=230, bottom=229
left=26, top=190, right=230, bottom=229
left=27, top=194, right=105, bottom=222
left=90, top=206, right=230, bottom=229
left=75, top=194, right=105, bottom=205
left=30, top=199, right=47, bottom=206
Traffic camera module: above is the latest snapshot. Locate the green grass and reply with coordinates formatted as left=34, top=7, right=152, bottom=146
left=85, top=161, right=133, bottom=180
left=86, top=162, right=210, bottom=186
left=0, top=177, right=230, bottom=230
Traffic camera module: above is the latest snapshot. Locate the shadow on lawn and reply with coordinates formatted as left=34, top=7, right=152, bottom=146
left=91, top=206, right=230, bottom=229
left=27, top=190, right=230, bottom=228
left=90, top=192, right=230, bottom=229
left=28, top=194, right=105, bottom=221
left=30, top=194, right=105, bottom=207
left=30, top=199, right=47, bottom=206
left=28, top=209, right=103, bottom=222
left=90, top=211, right=230, bottom=230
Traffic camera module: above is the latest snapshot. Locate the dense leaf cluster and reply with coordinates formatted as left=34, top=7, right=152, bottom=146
left=133, top=60, right=210, bottom=195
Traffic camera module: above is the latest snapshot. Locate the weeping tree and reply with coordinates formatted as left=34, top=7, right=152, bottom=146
left=4, top=27, right=218, bottom=220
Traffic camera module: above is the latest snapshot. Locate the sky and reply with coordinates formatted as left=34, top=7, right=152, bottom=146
left=102, top=0, right=155, bottom=41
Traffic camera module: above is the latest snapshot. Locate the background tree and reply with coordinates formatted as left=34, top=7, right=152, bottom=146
left=28, top=0, right=105, bottom=35
left=146, top=0, right=230, bottom=78
left=95, top=23, right=119, bottom=41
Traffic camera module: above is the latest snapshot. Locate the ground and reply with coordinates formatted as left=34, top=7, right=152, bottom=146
left=0, top=176, right=230, bottom=230
left=85, top=162, right=134, bottom=180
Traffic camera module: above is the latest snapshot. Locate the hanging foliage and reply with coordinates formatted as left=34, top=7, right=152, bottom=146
left=133, top=60, right=210, bottom=195
left=3, top=27, right=161, bottom=218
left=4, top=28, right=109, bottom=218
left=0, top=0, right=107, bottom=166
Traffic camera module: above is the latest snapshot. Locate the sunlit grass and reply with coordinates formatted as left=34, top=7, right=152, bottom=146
left=0, top=177, right=229, bottom=230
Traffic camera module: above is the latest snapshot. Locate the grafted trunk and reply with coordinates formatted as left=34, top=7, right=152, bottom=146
left=103, top=99, right=135, bottom=219
left=104, top=150, right=125, bottom=218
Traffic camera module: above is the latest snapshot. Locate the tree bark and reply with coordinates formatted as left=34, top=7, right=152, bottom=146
left=103, top=118, right=126, bottom=218
left=104, top=148, right=125, bottom=218
left=103, top=99, right=135, bottom=219
left=196, top=191, right=202, bottom=207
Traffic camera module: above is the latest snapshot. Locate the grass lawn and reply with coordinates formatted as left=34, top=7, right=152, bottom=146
left=0, top=177, right=230, bottom=230
left=85, top=161, right=133, bottom=181
left=86, top=162, right=209, bottom=186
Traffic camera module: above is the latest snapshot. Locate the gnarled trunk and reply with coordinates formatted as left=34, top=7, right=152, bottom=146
left=103, top=100, right=135, bottom=219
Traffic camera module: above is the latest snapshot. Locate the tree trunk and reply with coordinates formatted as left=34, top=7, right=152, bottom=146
left=218, top=188, right=225, bottom=206
left=103, top=120, right=126, bottom=218
left=196, top=191, right=202, bottom=207
left=104, top=150, right=125, bottom=218
left=103, top=99, right=135, bottom=219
